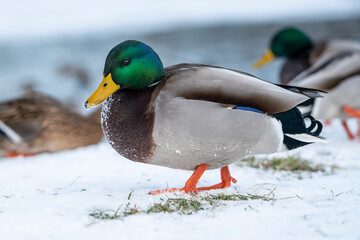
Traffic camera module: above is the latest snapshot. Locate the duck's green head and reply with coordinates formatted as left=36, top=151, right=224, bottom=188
left=84, top=40, right=164, bottom=108
left=253, top=27, right=314, bottom=69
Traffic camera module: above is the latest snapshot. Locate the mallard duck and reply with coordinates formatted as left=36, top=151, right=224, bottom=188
left=85, top=40, right=325, bottom=195
left=253, top=27, right=360, bottom=139
left=0, top=92, right=103, bottom=157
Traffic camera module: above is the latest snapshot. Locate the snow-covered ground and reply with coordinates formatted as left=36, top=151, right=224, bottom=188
left=0, top=119, right=359, bottom=240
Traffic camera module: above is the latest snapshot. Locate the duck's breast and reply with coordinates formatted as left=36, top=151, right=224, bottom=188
left=101, top=87, right=157, bottom=163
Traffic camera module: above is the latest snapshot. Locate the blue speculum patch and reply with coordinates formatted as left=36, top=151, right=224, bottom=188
left=235, top=106, right=264, bottom=114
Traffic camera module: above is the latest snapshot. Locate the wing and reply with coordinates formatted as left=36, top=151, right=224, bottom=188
left=162, top=64, right=324, bottom=114
left=0, top=91, right=68, bottom=121
left=0, top=99, right=42, bottom=122
left=289, top=40, right=360, bottom=90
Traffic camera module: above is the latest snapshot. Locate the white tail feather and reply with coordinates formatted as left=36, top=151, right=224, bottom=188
left=285, top=133, right=328, bottom=143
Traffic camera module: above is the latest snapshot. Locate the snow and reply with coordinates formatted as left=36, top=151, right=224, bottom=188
left=0, top=119, right=359, bottom=239
left=1, top=0, right=359, bottom=40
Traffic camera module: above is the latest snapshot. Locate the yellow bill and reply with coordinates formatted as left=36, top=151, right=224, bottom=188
left=84, top=74, right=120, bottom=109
left=252, top=49, right=275, bottom=70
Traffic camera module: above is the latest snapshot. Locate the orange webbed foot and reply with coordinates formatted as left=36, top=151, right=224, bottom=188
left=149, top=165, right=237, bottom=195
left=5, top=152, right=35, bottom=158
left=149, top=186, right=200, bottom=195
left=149, top=164, right=208, bottom=195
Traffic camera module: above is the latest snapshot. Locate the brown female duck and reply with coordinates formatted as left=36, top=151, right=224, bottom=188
left=0, top=92, right=103, bottom=157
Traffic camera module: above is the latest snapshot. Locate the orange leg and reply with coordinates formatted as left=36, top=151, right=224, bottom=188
left=343, top=105, right=360, bottom=118
left=149, top=164, right=208, bottom=195
left=342, top=105, right=360, bottom=139
left=323, top=120, right=332, bottom=126
left=197, top=166, right=237, bottom=191
left=5, top=152, right=35, bottom=158
left=341, top=120, right=355, bottom=140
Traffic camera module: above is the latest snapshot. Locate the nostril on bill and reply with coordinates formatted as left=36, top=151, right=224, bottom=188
left=84, top=100, right=89, bottom=109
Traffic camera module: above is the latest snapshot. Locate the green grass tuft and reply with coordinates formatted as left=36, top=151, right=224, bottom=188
left=89, top=209, right=120, bottom=220
left=89, top=191, right=276, bottom=220
left=201, top=193, right=275, bottom=203
left=238, top=155, right=330, bottom=172
left=147, top=198, right=204, bottom=215
left=89, top=203, right=142, bottom=220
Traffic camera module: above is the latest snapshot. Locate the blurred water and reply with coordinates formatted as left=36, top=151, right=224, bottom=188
left=0, top=17, right=359, bottom=114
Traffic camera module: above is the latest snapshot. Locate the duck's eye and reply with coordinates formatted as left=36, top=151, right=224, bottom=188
left=121, top=59, right=131, bottom=66
left=103, top=83, right=108, bottom=87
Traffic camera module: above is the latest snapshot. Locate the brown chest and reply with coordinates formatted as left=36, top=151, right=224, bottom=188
left=101, top=87, right=156, bottom=163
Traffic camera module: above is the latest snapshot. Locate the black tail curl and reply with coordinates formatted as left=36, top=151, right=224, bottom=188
left=302, top=113, right=323, bottom=136
left=273, top=107, right=324, bottom=150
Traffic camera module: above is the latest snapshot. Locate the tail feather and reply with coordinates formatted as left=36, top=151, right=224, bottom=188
left=296, top=99, right=315, bottom=115
left=273, top=107, right=325, bottom=150
left=302, top=113, right=322, bottom=136
left=284, top=133, right=328, bottom=143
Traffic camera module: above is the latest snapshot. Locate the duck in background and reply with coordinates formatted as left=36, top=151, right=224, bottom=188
left=0, top=91, right=103, bottom=157
left=253, top=27, right=360, bottom=139
left=85, top=40, right=325, bottom=194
